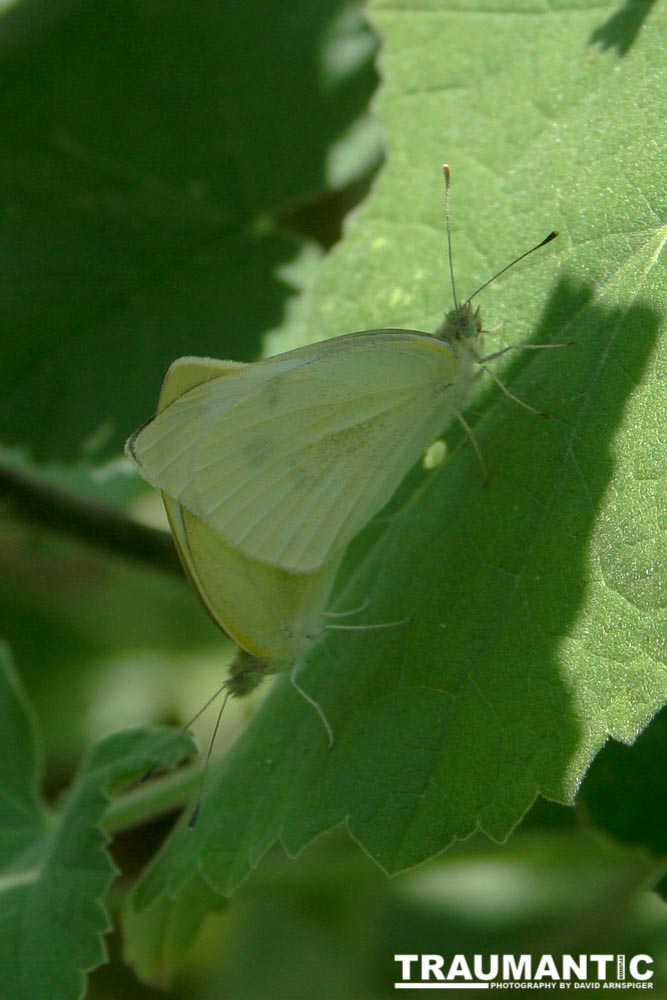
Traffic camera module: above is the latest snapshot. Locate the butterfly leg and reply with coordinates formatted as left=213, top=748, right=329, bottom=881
left=479, top=364, right=547, bottom=417
left=455, top=411, right=488, bottom=482
left=290, top=662, right=335, bottom=748
left=324, top=597, right=370, bottom=618
left=478, top=341, right=570, bottom=363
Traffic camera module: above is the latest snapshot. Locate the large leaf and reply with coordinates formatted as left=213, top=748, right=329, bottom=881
left=0, top=0, right=379, bottom=461
left=127, top=0, right=667, bottom=936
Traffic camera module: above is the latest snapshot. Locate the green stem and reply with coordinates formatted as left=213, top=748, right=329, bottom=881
left=103, top=761, right=204, bottom=833
left=0, top=461, right=182, bottom=577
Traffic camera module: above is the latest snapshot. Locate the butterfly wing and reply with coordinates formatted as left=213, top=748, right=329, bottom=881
left=165, top=497, right=342, bottom=666
left=127, top=330, right=464, bottom=573
left=155, top=355, right=342, bottom=666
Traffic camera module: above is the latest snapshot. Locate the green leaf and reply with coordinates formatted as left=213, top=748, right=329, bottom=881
left=0, top=0, right=379, bottom=462
left=0, top=643, right=48, bottom=872
left=128, top=0, right=667, bottom=916
left=0, top=644, right=194, bottom=1000
left=122, top=873, right=225, bottom=989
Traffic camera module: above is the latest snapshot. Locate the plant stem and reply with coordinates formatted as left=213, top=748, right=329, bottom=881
left=103, top=761, right=203, bottom=834
left=0, top=461, right=182, bottom=577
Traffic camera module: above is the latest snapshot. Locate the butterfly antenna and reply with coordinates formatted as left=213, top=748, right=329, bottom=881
left=467, top=230, right=559, bottom=304
left=188, top=688, right=231, bottom=828
left=140, top=679, right=228, bottom=783
left=443, top=164, right=459, bottom=308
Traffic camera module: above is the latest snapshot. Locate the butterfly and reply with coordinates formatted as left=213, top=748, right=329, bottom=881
left=126, top=171, right=558, bottom=576
left=141, top=354, right=405, bottom=753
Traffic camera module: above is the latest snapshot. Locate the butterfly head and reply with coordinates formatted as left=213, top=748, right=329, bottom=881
left=226, top=648, right=268, bottom=698
left=436, top=300, right=483, bottom=345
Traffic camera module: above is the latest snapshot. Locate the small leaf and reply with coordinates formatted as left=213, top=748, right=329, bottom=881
left=0, top=644, right=193, bottom=1000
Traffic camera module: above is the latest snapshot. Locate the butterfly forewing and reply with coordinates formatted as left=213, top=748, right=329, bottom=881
left=129, top=330, right=463, bottom=573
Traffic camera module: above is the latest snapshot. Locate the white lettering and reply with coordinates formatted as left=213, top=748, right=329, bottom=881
left=394, top=955, right=418, bottom=980
left=503, top=955, right=532, bottom=980
left=616, top=954, right=625, bottom=981
left=446, top=954, right=472, bottom=980
left=562, top=955, right=587, bottom=981
left=474, top=954, right=499, bottom=981
left=629, top=955, right=653, bottom=981
left=394, top=952, right=654, bottom=988
left=535, top=955, right=560, bottom=981
left=590, top=955, right=613, bottom=978
left=421, top=955, right=446, bottom=981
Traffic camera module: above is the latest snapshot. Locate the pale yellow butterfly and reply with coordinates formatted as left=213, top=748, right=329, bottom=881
left=127, top=167, right=558, bottom=577
left=156, top=356, right=344, bottom=690
left=149, top=355, right=400, bottom=754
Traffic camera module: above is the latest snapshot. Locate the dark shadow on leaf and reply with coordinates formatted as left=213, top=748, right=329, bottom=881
left=578, top=705, right=667, bottom=856
left=0, top=0, right=82, bottom=56
left=589, top=0, right=657, bottom=56
left=654, top=873, right=667, bottom=902
left=0, top=0, right=379, bottom=462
